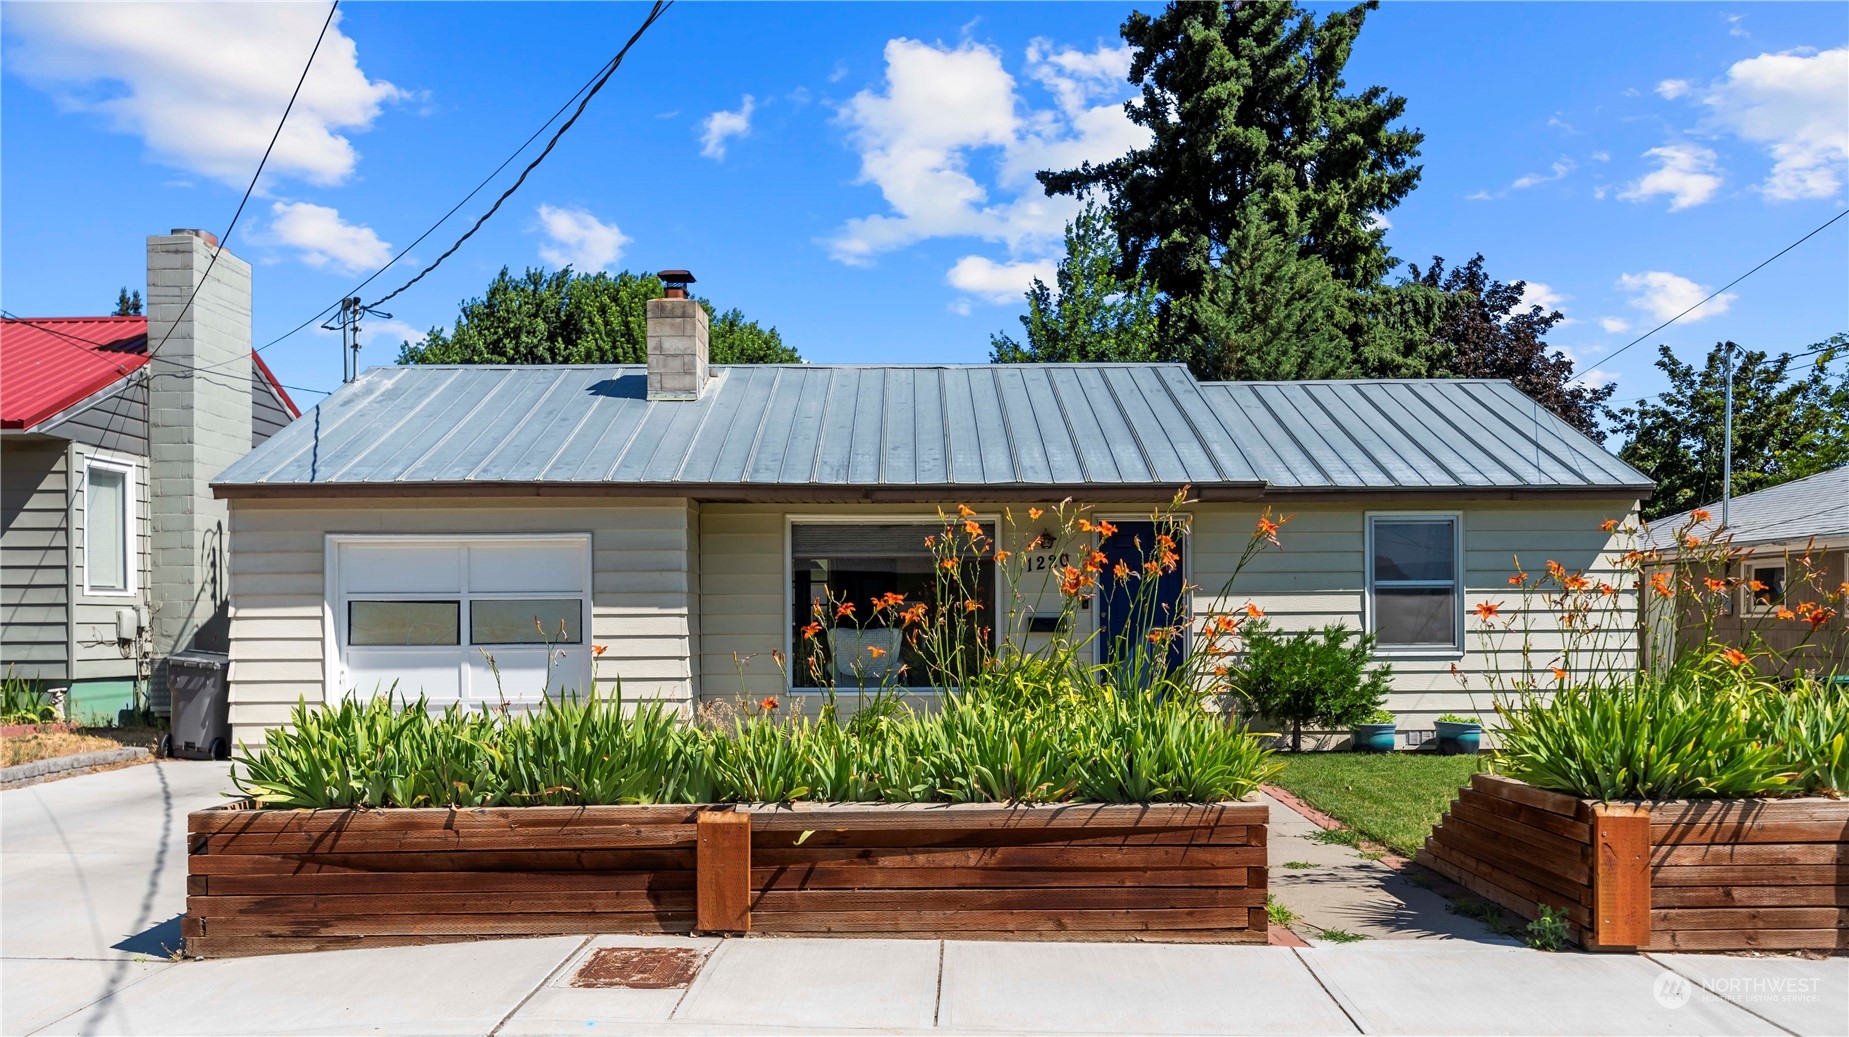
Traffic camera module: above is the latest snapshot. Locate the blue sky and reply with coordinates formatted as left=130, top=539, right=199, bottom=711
left=4, top=2, right=1844, bottom=425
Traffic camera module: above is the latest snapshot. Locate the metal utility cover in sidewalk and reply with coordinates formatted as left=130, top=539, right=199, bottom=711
left=570, top=947, right=706, bottom=989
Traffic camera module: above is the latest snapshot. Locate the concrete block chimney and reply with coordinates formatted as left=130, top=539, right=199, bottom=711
left=646, top=269, right=710, bottom=401
left=146, top=229, right=251, bottom=674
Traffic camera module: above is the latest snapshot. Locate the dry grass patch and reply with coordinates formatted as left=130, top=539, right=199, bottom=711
left=3, top=731, right=128, bottom=767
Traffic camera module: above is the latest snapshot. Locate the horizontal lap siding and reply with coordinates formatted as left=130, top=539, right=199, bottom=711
left=226, top=497, right=698, bottom=743
left=1, top=441, right=71, bottom=678
left=1192, top=501, right=1638, bottom=723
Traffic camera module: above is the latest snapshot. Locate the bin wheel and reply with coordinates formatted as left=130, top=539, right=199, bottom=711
left=210, top=737, right=230, bottom=762
left=158, top=734, right=173, bottom=758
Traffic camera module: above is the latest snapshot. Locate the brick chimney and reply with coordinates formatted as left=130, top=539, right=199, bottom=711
left=645, top=269, right=710, bottom=401
left=146, top=229, right=250, bottom=677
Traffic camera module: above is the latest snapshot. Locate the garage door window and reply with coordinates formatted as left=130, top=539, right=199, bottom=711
left=331, top=536, right=592, bottom=705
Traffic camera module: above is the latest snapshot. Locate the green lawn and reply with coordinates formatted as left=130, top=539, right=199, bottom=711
left=1269, top=753, right=1484, bottom=858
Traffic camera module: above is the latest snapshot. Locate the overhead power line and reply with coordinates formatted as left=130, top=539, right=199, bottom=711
left=365, top=0, right=671, bottom=309
left=0, top=311, right=333, bottom=398
left=145, top=0, right=340, bottom=365
left=1571, top=208, right=1849, bottom=384
left=247, top=0, right=673, bottom=363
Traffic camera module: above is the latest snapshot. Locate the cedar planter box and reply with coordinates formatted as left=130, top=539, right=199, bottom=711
left=1416, top=773, right=1849, bottom=953
left=186, top=798, right=1267, bottom=957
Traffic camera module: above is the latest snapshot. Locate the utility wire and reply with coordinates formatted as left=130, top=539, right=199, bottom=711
left=0, top=311, right=332, bottom=398
left=366, top=0, right=671, bottom=309
left=145, top=0, right=339, bottom=364
left=1570, top=209, right=1849, bottom=385
left=246, top=0, right=671, bottom=362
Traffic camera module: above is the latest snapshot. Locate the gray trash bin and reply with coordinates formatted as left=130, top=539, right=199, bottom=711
left=165, top=651, right=231, bottom=760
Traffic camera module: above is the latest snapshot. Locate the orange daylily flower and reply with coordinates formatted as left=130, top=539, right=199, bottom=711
left=801, top=621, right=824, bottom=640
left=1028, top=507, right=1044, bottom=520
left=1112, top=560, right=1132, bottom=581
left=963, top=599, right=982, bottom=613
left=1097, top=521, right=1118, bottom=539
left=1473, top=601, right=1502, bottom=620
left=759, top=697, right=780, bottom=711
left=1690, top=508, right=1711, bottom=523
left=1565, top=574, right=1590, bottom=591
left=1776, top=607, right=1796, bottom=620
left=1508, top=573, right=1527, bottom=586
left=1747, top=579, right=1767, bottom=593
left=1600, top=519, right=1619, bottom=533
left=1243, top=603, right=1265, bottom=619
left=1650, top=572, right=1674, bottom=598
left=591, top=644, right=608, bottom=656
left=940, top=559, right=959, bottom=571
left=994, top=549, right=1011, bottom=562
left=866, top=646, right=888, bottom=659
left=836, top=601, right=856, bottom=619
left=1206, top=615, right=1239, bottom=637
left=1598, top=582, right=1616, bottom=596
left=1257, top=517, right=1280, bottom=538
left=1684, top=534, right=1702, bottom=549
left=1720, top=648, right=1749, bottom=668
left=1704, top=578, right=1729, bottom=593
left=1077, top=518, right=1095, bottom=533
left=964, top=519, right=983, bottom=537
left=1551, top=667, right=1569, bottom=681
left=957, top=504, right=976, bottom=517
left=1142, top=560, right=1163, bottom=576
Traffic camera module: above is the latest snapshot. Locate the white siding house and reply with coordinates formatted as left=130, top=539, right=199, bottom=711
left=212, top=287, right=1649, bottom=746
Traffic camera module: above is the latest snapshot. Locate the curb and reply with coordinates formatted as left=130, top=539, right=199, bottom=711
left=1, top=747, right=150, bottom=789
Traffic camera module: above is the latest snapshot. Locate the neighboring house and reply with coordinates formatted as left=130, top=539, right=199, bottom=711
left=1, top=230, right=299, bottom=722
left=1644, top=466, right=1849, bottom=677
left=210, top=277, right=1652, bottom=746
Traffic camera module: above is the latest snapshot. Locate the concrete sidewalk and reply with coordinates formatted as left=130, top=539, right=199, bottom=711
left=5, top=762, right=1843, bottom=1036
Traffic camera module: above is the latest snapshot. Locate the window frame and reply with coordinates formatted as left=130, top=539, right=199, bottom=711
left=324, top=532, right=593, bottom=704
left=783, top=513, right=1004, bottom=694
left=1364, top=511, right=1465, bottom=658
left=1741, top=561, right=1788, bottom=615
left=81, top=457, right=136, bottom=596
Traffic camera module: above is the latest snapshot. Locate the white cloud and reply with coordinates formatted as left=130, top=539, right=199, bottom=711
left=1365, top=212, right=1391, bottom=231
left=1620, top=143, right=1723, bottom=210
left=534, top=205, right=629, bottom=271
left=5, top=3, right=403, bottom=188
left=1591, top=150, right=1611, bottom=162
left=700, top=95, right=756, bottom=160
left=1617, top=271, right=1736, bottom=323
left=1599, top=316, right=1632, bottom=334
left=267, top=201, right=390, bottom=273
left=1656, top=79, right=1693, bottom=100
left=945, top=255, right=1056, bottom=304
left=1512, top=158, right=1577, bottom=190
left=1516, top=281, right=1567, bottom=313
left=359, top=318, right=427, bottom=351
left=1725, top=13, right=1749, bottom=38
left=1578, top=367, right=1620, bottom=389
left=1466, top=189, right=1495, bottom=201
left=826, top=37, right=1143, bottom=265
left=1699, top=47, right=1848, bottom=200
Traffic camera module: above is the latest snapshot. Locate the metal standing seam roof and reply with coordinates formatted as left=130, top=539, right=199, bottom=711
left=1646, top=465, right=1849, bottom=549
left=0, top=317, right=149, bottom=429
left=211, top=364, right=1652, bottom=495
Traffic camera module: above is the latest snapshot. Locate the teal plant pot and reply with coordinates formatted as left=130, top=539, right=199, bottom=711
left=1435, top=720, right=1482, bottom=756
left=1351, top=722, right=1397, bottom=753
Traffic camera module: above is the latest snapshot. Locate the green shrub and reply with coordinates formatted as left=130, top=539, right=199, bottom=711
left=1225, top=623, right=1393, bottom=750
left=234, top=676, right=1280, bottom=809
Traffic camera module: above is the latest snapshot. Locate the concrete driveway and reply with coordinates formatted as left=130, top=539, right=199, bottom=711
left=4, top=762, right=1844, bottom=1036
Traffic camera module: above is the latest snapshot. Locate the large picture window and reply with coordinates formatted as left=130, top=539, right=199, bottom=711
left=790, top=521, right=995, bottom=688
left=1367, top=515, right=1461, bottom=652
left=83, top=460, right=133, bottom=594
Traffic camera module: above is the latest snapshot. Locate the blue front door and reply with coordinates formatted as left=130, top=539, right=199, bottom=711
left=1097, top=520, right=1186, bottom=681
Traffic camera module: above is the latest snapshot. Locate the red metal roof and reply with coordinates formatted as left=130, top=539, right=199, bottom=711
left=1, top=315, right=300, bottom=431
left=1, top=317, right=150, bottom=430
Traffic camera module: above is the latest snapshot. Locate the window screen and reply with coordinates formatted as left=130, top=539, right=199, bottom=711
left=350, top=601, right=459, bottom=645
left=470, top=598, right=583, bottom=644
left=86, top=465, right=129, bottom=592
left=1370, top=517, right=1459, bottom=649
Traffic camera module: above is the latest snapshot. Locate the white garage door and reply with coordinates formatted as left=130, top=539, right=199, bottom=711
left=330, top=534, right=593, bottom=706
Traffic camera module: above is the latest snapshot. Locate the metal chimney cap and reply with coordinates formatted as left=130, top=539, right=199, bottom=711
left=658, top=269, right=696, bottom=284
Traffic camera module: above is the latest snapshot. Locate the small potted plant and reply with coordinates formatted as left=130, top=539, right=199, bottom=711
left=1434, top=713, right=1483, bottom=755
left=1351, top=707, right=1397, bottom=753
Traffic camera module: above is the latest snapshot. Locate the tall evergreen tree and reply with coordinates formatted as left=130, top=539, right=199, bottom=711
left=112, top=287, right=143, bottom=316
left=1406, top=255, right=1616, bottom=437
left=1613, top=337, right=1848, bottom=519
left=990, top=202, right=1160, bottom=364
left=398, top=267, right=799, bottom=365
left=1038, top=0, right=1423, bottom=379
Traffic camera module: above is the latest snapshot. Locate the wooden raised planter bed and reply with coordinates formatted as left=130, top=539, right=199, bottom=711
left=186, top=799, right=1267, bottom=957
left=1416, top=773, right=1849, bottom=953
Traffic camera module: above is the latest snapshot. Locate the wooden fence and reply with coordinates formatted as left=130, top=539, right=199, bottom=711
left=1417, top=773, right=1848, bottom=952
left=187, top=799, right=1266, bottom=957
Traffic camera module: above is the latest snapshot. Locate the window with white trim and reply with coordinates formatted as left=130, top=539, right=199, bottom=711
left=331, top=535, right=592, bottom=705
left=1743, top=562, right=1787, bottom=614
left=83, top=460, right=134, bottom=594
left=1367, top=515, right=1461, bottom=651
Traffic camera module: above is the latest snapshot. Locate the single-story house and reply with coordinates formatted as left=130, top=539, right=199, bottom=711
left=210, top=277, right=1652, bottom=746
left=1, top=230, right=299, bottom=722
left=1644, top=465, right=1848, bottom=677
